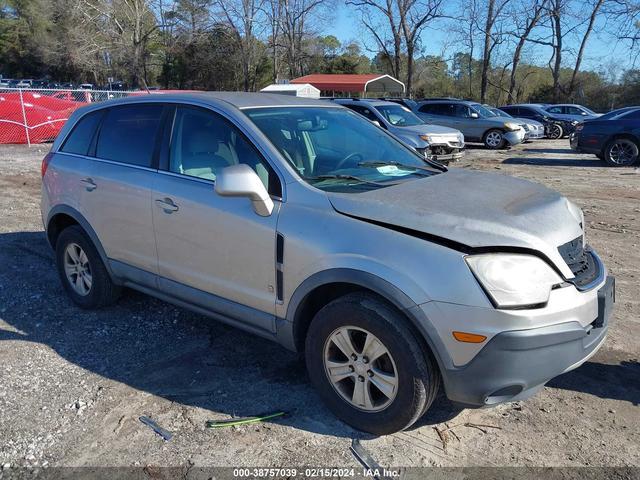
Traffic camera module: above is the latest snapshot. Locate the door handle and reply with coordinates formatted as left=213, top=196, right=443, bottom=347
left=81, top=178, right=97, bottom=191
left=155, top=198, right=179, bottom=213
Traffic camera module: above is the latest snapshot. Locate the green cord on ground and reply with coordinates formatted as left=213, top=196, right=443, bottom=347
left=205, top=411, right=287, bottom=428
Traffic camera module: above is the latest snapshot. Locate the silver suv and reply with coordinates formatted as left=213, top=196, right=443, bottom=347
left=42, top=93, right=614, bottom=435
left=416, top=99, right=526, bottom=149
left=332, top=98, right=465, bottom=163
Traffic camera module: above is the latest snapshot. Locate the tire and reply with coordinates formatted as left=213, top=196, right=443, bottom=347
left=547, top=123, right=563, bottom=140
left=603, top=137, right=639, bottom=167
left=305, top=292, right=440, bottom=435
left=483, top=129, right=506, bottom=149
left=55, top=225, right=121, bottom=308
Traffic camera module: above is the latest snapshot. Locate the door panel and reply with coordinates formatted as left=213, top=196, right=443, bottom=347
left=86, top=162, right=158, bottom=274
left=152, top=174, right=280, bottom=326
left=81, top=104, right=164, bottom=275
left=151, top=105, right=281, bottom=330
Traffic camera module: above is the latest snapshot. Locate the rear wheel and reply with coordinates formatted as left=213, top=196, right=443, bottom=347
left=484, top=129, right=506, bottom=149
left=305, top=292, right=440, bottom=435
left=547, top=123, right=563, bottom=139
left=55, top=225, right=121, bottom=308
left=604, top=138, right=639, bottom=167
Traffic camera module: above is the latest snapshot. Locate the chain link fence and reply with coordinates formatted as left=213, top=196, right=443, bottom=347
left=0, top=88, right=142, bottom=146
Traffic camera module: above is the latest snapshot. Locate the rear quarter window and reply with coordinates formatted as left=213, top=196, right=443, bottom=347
left=96, top=104, right=164, bottom=167
left=60, top=110, right=103, bottom=155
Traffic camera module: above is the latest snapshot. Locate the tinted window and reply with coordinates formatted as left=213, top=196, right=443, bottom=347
left=566, top=106, right=584, bottom=115
left=452, top=104, right=471, bottom=117
left=60, top=110, right=103, bottom=155
left=96, top=104, right=163, bottom=167
left=419, top=103, right=438, bottom=114
left=621, top=109, right=640, bottom=120
left=547, top=106, right=563, bottom=114
left=346, top=105, right=379, bottom=122
left=168, top=106, right=280, bottom=195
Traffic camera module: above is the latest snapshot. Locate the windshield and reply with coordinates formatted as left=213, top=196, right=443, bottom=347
left=374, top=105, right=424, bottom=127
left=244, top=107, right=441, bottom=193
left=470, top=103, right=497, bottom=118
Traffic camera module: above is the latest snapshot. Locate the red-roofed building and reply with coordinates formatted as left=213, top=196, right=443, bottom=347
left=290, top=74, right=405, bottom=95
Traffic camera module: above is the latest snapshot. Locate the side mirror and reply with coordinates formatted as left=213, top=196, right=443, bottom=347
left=214, top=164, right=274, bottom=217
left=470, top=112, right=480, bottom=119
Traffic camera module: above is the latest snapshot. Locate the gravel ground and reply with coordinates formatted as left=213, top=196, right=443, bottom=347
left=0, top=140, right=638, bottom=472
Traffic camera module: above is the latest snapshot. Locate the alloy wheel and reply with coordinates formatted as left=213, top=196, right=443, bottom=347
left=608, top=139, right=638, bottom=166
left=63, top=243, right=92, bottom=296
left=548, top=124, right=563, bottom=139
left=323, top=326, right=398, bottom=412
left=485, top=131, right=503, bottom=148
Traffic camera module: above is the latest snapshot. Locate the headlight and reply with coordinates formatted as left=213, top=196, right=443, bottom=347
left=571, top=120, right=578, bottom=125
left=504, top=122, right=520, bottom=131
left=419, top=134, right=432, bottom=143
left=465, top=254, right=562, bottom=308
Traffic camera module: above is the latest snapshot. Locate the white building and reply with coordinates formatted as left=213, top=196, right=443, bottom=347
left=260, top=83, right=320, bottom=99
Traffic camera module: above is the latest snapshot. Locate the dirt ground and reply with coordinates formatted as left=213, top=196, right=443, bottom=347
left=0, top=139, right=638, bottom=473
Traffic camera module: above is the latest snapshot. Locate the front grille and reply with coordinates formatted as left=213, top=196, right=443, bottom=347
left=558, top=236, right=600, bottom=288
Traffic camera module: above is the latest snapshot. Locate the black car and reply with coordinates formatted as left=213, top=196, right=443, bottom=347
left=570, top=107, right=640, bottom=166
left=499, top=104, right=577, bottom=139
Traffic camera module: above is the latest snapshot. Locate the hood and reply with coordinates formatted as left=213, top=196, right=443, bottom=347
left=328, top=168, right=582, bottom=278
left=394, top=123, right=462, bottom=137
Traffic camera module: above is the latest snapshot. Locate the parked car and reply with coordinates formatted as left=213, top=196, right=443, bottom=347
left=42, top=93, right=613, bottom=435
left=595, top=106, right=638, bottom=121
left=377, top=97, right=419, bottom=110
left=333, top=98, right=465, bottom=163
left=570, top=106, right=640, bottom=166
left=485, top=106, right=545, bottom=140
left=544, top=104, right=600, bottom=122
left=499, top=104, right=577, bottom=139
left=79, top=83, right=94, bottom=90
left=415, top=99, right=525, bottom=149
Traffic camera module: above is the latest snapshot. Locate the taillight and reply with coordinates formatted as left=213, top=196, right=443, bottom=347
left=41, top=152, right=53, bottom=178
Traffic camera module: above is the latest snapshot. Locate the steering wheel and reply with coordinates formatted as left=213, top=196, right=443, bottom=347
left=334, top=152, right=364, bottom=171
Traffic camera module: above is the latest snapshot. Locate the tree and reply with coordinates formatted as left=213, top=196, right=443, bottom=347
left=216, top=0, right=266, bottom=91
left=479, top=0, right=511, bottom=103
left=506, top=0, right=547, bottom=102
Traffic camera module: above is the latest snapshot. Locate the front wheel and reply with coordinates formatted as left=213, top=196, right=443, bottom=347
left=305, top=293, right=440, bottom=435
left=547, top=123, right=564, bottom=139
left=604, top=138, right=639, bottom=167
left=483, top=129, right=506, bottom=149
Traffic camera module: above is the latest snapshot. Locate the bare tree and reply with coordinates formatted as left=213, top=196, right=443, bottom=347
left=479, top=0, right=512, bottom=103
left=216, top=0, right=266, bottom=90
left=278, top=0, right=327, bottom=78
left=80, top=0, right=162, bottom=87
left=398, top=0, right=446, bottom=94
left=566, top=0, right=605, bottom=96
left=349, top=0, right=445, bottom=95
left=347, top=0, right=404, bottom=80
left=506, top=0, right=547, bottom=102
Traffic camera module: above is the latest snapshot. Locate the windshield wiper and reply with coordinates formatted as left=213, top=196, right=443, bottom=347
left=307, top=174, right=397, bottom=186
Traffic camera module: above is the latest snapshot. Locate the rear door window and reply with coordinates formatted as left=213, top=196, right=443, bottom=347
left=96, top=104, right=164, bottom=167
left=546, top=106, right=563, bottom=114
left=60, top=110, right=103, bottom=155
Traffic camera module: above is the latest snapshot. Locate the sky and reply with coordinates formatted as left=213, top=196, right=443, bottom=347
left=324, top=4, right=633, bottom=75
